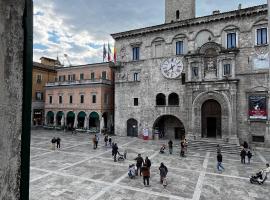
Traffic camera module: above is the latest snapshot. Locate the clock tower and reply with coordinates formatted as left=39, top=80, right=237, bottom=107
left=165, top=0, right=196, bottom=23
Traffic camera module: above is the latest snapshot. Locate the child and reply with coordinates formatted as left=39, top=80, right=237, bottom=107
left=160, top=145, right=166, bottom=154
left=128, top=164, right=136, bottom=179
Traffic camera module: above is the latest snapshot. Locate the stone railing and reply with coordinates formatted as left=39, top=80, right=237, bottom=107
left=46, top=79, right=112, bottom=87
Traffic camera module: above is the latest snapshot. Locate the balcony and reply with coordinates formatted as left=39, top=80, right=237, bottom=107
left=46, top=79, right=113, bottom=87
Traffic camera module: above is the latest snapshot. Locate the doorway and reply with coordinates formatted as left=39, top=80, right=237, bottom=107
left=127, top=119, right=138, bottom=137
left=202, top=100, right=221, bottom=138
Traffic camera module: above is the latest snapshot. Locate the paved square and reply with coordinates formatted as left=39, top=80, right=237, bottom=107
left=30, top=130, right=270, bottom=200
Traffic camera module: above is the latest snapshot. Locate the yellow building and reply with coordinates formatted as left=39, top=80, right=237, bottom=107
left=32, top=57, right=59, bottom=126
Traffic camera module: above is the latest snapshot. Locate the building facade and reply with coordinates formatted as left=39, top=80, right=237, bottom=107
left=44, top=62, right=114, bottom=133
left=112, top=0, right=270, bottom=146
left=32, top=57, right=58, bottom=126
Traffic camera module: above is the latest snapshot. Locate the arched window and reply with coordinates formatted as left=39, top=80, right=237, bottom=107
left=156, top=93, right=166, bottom=106
left=176, top=10, right=180, bottom=20
left=168, top=93, right=179, bottom=106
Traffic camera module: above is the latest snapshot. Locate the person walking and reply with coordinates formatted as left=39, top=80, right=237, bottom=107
left=217, top=152, right=225, bottom=172
left=109, top=137, right=112, bottom=146
left=92, top=135, right=97, bottom=149
left=56, top=137, right=61, bottom=149
left=104, top=135, right=108, bottom=146
left=134, top=154, right=144, bottom=176
left=141, top=163, right=150, bottom=187
left=95, top=134, right=99, bottom=149
left=51, top=137, right=56, bottom=150
left=240, top=148, right=246, bottom=164
left=112, top=143, right=118, bottom=162
left=145, top=157, right=151, bottom=169
left=247, top=150, right=252, bottom=164
left=180, top=140, right=185, bottom=157
left=159, top=163, right=168, bottom=184
left=168, top=140, right=173, bottom=154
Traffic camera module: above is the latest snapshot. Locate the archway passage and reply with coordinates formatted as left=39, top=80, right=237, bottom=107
left=102, top=112, right=108, bottom=129
left=66, top=111, right=75, bottom=130
left=153, top=115, right=185, bottom=140
left=127, top=118, right=138, bottom=137
left=46, top=111, right=54, bottom=125
left=56, top=111, right=64, bottom=126
left=89, top=112, right=100, bottom=131
left=77, top=111, right=86, bottom=128
left=201, top=99, right=221, bottom=138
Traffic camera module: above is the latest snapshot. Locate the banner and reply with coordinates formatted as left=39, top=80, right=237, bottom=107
left=249, top=95, right=267, bottom=120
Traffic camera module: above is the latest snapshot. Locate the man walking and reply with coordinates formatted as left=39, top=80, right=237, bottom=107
left=134, top=154, right=144, bottom=176
left=217, top=152, right=225, bottom=172
left=56, top=137, right=61, bottom=149
left=240, top=148, right=246, bottom=164
left=168, top=140, right=173, bottom=154
left=112, top=143, right=118, bottom=162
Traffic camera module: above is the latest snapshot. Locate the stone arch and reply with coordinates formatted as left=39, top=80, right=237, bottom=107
left=77, top=111, right=86, bottom=129
left=56, top=111, right=64, bottom=126
left=156, top=93, right=166, bottom=106
left=46, top=111, right=54, bottom=125
left=151, top=37, right=165, bottom=45
left=153, top=115, right=185, bottom=140
left=220, top=25, right=240, bottom=35
left=89, top=111, right=100, bottom=131
left=192, top=91, right=231, bottom=139
left=66, top=111, right=75, bottom=130
left=194, top=29, right=215, bottom=49
left=168, top=93, right=179, bottom=106
left=127, top=118, right=138, bottom=137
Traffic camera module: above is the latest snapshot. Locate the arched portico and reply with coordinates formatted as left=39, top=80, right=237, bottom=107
left=153, top=115, right=185, bottom=140
left=46, top=111, right=54, bottom=125
left=192, top=91, right=231, bottom=139
left=56, top=111, right=64, bottom=126
left=89, top=112, right=100, bottom=131
left=77, top=111, right=86, bottom=129
left=66, top=111, right=75, bottom=130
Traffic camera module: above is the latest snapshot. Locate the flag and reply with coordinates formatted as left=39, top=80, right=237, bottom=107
left=108, top=43, right=111, bottom=62
left=103, top=44, right=107, bottom=62
left=113, top=46, right=117, bottom=63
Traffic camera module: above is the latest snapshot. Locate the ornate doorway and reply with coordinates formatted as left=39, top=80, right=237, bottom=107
left=201, top=100, right=221, bottom=138
left=127, top=119, right=138, bottom=137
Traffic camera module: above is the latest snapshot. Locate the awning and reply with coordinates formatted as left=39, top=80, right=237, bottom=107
left=90, top=112, right=99, bottom=119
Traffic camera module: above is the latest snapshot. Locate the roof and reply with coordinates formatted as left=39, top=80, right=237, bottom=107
left=55, top=61, right=114, bottom=71
left=33, top=62, right=57, bottom=72
left=111, top=4, right=267, bottom=40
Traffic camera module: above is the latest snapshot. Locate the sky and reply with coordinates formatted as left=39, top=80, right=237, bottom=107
left=33, top=0, right=267, bottom=66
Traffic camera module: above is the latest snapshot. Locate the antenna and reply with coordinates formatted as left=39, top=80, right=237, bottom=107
left=64, top=54, right=72, bottom=67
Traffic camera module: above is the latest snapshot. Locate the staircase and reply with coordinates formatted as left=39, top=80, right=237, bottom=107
left=186, top=139, right=242, bottom=155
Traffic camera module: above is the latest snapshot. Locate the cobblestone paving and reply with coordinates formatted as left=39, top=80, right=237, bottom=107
left=30, top=130, right=270, bottom=200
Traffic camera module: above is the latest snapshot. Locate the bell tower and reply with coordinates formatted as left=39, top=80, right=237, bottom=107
left=165, top=0, right=195, bottom=23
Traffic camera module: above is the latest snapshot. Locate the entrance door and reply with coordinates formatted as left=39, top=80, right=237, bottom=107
left=202, top=100, right=221, bottom=138
left=127, top=119, right=138, bottom=137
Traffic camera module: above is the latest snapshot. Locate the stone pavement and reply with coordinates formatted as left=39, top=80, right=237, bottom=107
left=30, top=130, right=270, bottom=200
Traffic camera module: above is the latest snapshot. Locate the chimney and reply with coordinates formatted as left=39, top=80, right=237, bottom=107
left=212, top=10, right=220, bottom=15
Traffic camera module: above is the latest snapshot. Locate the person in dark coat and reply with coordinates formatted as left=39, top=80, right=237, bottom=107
left=141, top=163, right=150, bottom=186
left=168, top=140, right=173, bottom=154
left=240, top=148, right=246, bottom=164
left=56, top=137, right=61, bottom=149
left=243, top=141, right=248, bottom=149
left=134, top=154, right=144, bottom=176
left=104, top=135, right=108, bottom=146
left=180, top=140, right=185, bottom=157
left=247, top=150, right=252, bottom=164
left=112, top=143, right=118, bottom=162
left=108, top=137, right=112, bottom=146
left=145, top=157, right=151, bottom=169
left=159, top=162, right=168, bottom=184
left=51, top=137, right=56, bottom=150
left=217, top=153, right=225, bottom=172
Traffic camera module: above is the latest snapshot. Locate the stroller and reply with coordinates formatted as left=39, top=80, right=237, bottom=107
left=250, top=170, right=267, bottom=185
left=117, top=150, right=127, bottom=162
left=128, top=164, right=136, bottom=179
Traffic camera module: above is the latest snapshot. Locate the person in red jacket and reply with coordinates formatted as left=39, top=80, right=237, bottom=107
left=141, top=163, right=150, bottom=187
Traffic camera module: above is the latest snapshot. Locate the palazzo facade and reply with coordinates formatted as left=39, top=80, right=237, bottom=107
left=112, top=0, right=270, bottom=146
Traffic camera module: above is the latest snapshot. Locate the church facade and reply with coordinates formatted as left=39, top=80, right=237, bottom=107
left=111, top=0, right=270, bottom=147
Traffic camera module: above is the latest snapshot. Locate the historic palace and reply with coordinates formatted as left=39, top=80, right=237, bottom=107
left=112, top=0, right=270, bottom=146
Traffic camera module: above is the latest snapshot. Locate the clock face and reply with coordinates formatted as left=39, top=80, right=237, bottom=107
left=160, top=57, right=183, bottom=79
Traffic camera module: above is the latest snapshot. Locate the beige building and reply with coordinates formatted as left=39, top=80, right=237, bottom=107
left=44, top=62, right=114, bottom=133
left=32, top=57, right=58, bottom=126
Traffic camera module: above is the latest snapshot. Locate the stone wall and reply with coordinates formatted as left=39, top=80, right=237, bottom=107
left=0, top=1, right=25, bottom=199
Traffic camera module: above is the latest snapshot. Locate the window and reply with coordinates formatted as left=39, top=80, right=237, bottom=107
left=68, top=74, right=75, bottom=81
left=36, top=74, right=42, bottom=83
left=92, top=94, right=96, bottom=103
left=181, top=74, right=186, bottom=85
left=176, top=10, right=180, bottom=20
left=80, top=73, right=84, bottom=80
left=192, top=66, right=199, bottom=78
left=80, top=95, right=84, bottom=104
left=155, top=44, right=162, bottom=57
left=69, top=95, right=73, bottom=104
left=72, top=74, right=76, bottom=80
left=104, top=94, right=109, bottom=104
left=223, top=64, right=231, bottom=76
left=227, top=32, right=236, bottom=49
left=59, top=75, right=65, bottom=82
left=134, top=98, right=139, bottom=106
left=35, top=92, right=43, bottom=101
left=133, top=72, right=139, bottom=81
left=176, top=41, right=183, bottom=55
left=59, top=96, right=62, bottom=104
left=91, top=72, right=95, bottom=80
left=257, top=28, right=268, bottom=45
left=168, top=93, right=179, bottom=106
left=102, top=71, right=107, bottom=80
left=49, top=96, right=52, bottom=104
left=132, top=47, right=140, bottom=61
left=156, top=93, right=166, bottom=106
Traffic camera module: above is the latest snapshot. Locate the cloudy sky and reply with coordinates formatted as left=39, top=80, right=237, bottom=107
left=34, top=0, right=266, bottom=65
